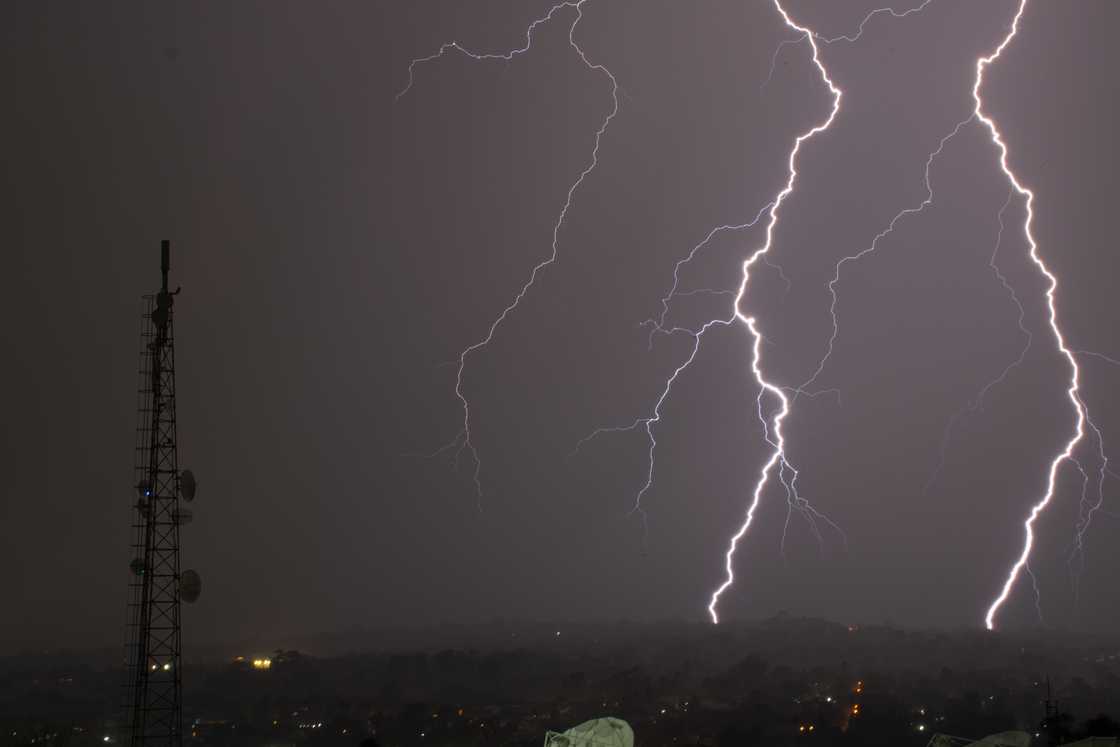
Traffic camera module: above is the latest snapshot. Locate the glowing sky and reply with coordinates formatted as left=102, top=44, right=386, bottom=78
left=3, top=1, right=1120, bottom=652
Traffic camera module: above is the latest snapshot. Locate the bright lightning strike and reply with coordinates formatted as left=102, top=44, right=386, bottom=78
left=579, top=1, right=951, bottom=621
left=976, top=0, right=1092, bottom=631
left=398, top=1, right=619, bottom=506
left=798, top=0, right=1108, bottom=629
left=574, top=0, right=870, bottom=593
left=704, top=0, right=847, bottom=625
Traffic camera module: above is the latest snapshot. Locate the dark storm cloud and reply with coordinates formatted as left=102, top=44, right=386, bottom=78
left=2, top=1, right=1118, bottom=654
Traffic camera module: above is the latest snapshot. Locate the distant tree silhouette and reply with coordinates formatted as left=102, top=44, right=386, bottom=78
left=1082, top=714, right=1120, bottom=738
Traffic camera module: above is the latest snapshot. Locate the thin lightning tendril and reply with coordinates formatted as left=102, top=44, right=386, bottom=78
left=1067, top=412, right=1108, bottom=611
left=397, top=2, right=577, bottom=101
left=817, top=0, right=936, bottom=44
left=798, top=115, right=974, bottom=398
left=573, top=318, right=736, bottom=547
left=924, top=187, right=1031, bottom=497
left=642, top=205, right=773, bottom=347
left=1074, top=350, right=1120, bottom=367
left=398, top=1, right=619, bottom=507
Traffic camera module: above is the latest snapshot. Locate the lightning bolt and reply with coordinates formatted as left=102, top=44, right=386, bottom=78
left=976, top=0, right=1094, bottom=631
left=792, top=0, right=1106, bottom=630
left=719, top=0, right=1111, bottom=627
left=801, top=0, right=1108, bottom=628
left=398, top=1, right=619, bottom=506
left=574, top=0, right=873, bottom=584
left=708, top=0, right=973, bottom=622
left=702, top=0, right=848, bottom=624
left=579, top=2, right=962, bottom=620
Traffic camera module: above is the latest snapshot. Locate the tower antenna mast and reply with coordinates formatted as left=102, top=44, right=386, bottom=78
left=121, top=241, right=199, bottom=745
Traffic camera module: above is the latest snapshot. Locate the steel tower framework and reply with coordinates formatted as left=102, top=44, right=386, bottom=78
left=122, top=241, right=183, bottom=746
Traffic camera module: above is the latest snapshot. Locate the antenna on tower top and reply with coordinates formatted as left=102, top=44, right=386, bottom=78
left=161, top=240, right=170, bottom=293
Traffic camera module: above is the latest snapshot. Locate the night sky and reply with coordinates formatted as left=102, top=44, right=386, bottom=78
left=3, top=1, right=1120, bottom=655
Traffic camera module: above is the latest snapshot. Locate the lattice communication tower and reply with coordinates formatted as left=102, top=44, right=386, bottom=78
left=121, top=241, right=200, bottom=746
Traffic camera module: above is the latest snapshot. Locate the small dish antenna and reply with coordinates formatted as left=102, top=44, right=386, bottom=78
left=180, top=570, right=201, bottom=603
left=180, top=470, right=197, bottom=502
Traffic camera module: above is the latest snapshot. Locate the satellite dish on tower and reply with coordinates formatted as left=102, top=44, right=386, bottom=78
left=181, top=470, right=197, bottom=502
left=180, top=570, right=201, bottom=603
